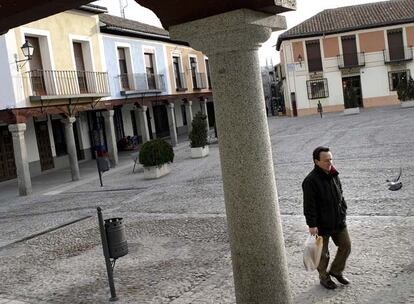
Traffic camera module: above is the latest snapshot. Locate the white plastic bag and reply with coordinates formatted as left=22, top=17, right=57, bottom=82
left=303, top=234, right=323, bottom=271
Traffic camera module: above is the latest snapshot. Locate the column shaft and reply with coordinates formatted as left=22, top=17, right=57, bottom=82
left=103, top=110, right=119, bottom=166
left=138, top=106, right=150, bottom=143
left=185, top=100, right=193, bottom=133
left=8, top=123, right=32, bottom=196
left=166, top=103, right=178, bottom=146
left=63, top=117, right=80, bottom=181
left=200, top=99, right=210, bottom=132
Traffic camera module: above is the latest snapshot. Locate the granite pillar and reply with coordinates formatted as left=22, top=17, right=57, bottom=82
left=103, top=110, right=119, bottom=166
left=8, top=123, right=32, bottom=196
left=170, top=9, right=292, bottom=304
left=166, top=102, right=178, bottom=147
left=138, top=106, right=150, bottom=143
left=62, top=117, right=80, bottom=181
left=185, top=100, right=193, bottom=133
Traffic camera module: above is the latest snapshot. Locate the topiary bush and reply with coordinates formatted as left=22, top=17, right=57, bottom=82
left=139, top=138, right=174, bottom=168
left=397, top=76, right=414, bottom=101
left=189, top=111, right=208, bottom=148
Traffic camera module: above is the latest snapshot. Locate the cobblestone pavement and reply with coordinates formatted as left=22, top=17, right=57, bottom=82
left=0, top=105, right=413, bottom=303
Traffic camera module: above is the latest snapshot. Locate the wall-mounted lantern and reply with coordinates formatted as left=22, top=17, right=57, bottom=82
left=15, top=40, right=34, bottom=71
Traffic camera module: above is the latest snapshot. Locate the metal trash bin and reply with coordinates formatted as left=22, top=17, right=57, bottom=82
left=104, top=218, right=128, bottom=259
left=97, top=157, right=111, bottom=172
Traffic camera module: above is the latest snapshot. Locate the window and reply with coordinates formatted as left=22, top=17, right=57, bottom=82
left=306, top=79, right=329, bottom=99
left=145, top=52, right=156, bottom=90
left=306, top=40, right=323, bottom=72
left=118, top=48, right=130, bottom=90
left=388, top=70, right=410, bottom=91
left=387, top=29, right=404, bottom=61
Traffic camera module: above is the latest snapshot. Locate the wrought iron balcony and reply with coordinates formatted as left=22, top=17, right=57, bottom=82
left=192, top=72, right=207, bottom=89
left=383, top=46, right=413, bottom=64
left=337, top=52, right=365, bottom=69
left=119, top=73, right=166, bottom=95
left=175, top=72, right=188, bottom=91
left=27, top=70, right=110, bottom=101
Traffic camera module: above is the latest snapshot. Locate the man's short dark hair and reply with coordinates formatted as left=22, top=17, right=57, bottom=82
left=313, top=146, right=330, bottom=161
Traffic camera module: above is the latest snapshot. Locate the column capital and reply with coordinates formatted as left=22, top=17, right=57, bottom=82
left=62, top=116, right=76, bottom=125
left=8, top=123, right=26, bottom=133
left=103, top=110, right=115, bottom=118
left=167, top=102, right=175, bottom=109
left=138, top=105, right=148, bottom=112
left=184, top=100, right=193, bottom=106
left=170, top=9, right=286, bottom=55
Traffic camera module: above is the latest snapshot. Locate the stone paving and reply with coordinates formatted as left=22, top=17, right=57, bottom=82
left=0, top=105, right=413, bottom=303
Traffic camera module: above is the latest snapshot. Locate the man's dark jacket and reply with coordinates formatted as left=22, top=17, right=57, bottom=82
left=302, top=165, right=347, bottom=236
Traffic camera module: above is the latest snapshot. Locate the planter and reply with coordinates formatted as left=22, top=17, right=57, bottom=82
left=401, top=100, right=414, bottom=108
left=143, top=163, right=170, bottom=179
left=343, top=107, right=360, bottom=115
left=191, top=146, right=209, bottom=158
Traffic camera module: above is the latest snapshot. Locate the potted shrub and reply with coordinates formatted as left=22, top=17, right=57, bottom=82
left=189, top=112, right=209, bottom=158
left=138, top=138, right=174, bottom=179
left=397, top=76, right=414, bottom=108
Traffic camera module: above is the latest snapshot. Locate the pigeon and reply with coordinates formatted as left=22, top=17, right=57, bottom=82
left=386, top=168, right=402, bottom=191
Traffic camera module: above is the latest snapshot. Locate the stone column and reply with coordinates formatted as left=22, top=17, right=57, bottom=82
left=138, top=106, right=150, bottom=143
left=166, top=102, right=178, bottom=147
left=62, top=117, right=80, bottom=181
left=8, top=123, right=32, bottom=196
left=184, top=100, right=193, bottom=133
left=170, top=10, right=292, bottom=304
left=103, top=110, right=119, bottom=166
left=199, top=98, right=210, bottom=132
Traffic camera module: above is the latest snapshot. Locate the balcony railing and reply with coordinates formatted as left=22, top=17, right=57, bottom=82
left=119, top=73, right=165, bottom=94
left=337, top=52, right=365, bottom=69
left=175, top=72, right=188, bottom=91
left=27, top=70, right=110, bottom=98
left=192, top=72, right=207, bottom=89
left=383, top=46, right=413, bottom=64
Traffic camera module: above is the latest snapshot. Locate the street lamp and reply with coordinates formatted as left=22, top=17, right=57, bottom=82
left=15, top=40, right=34, bottom=71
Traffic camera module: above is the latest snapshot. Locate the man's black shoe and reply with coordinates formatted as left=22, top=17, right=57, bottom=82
left=320, top=278, right=337, bottom=289
left=329, top=272, right=350, bottom=285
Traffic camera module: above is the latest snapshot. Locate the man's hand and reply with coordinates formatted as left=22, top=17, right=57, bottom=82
left=309, top=227, right=318, bottom=235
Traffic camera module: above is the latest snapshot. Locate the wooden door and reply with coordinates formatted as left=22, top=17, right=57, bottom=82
left=342, top=76, right=363, bottom=109
left=0, top=126, right=16, bottom=182
left=73, top=42, right=88, bottom=93
left=26, top=36, right=46, bottom=95
left=34, top=120, right=54, bottom=171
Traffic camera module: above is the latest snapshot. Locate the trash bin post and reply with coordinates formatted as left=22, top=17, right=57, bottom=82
left=97, top=207, right=118, bottom=302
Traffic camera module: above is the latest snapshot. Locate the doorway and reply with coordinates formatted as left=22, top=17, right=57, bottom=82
left=34, top=120, right=54, bottom=171
left=0, top=126, right=16, bottom=182
left=342, top=76, right=363, bottom=109
left=152, top=104, right=170, bottom=138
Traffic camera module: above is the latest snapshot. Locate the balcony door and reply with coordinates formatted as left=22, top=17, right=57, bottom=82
left=145, top=53, right=156, bottom=90
left=73, top=42, right=88, bottom=93
left=173, top=56, right=184, bottom=90
left=190, top=57, right=198, bottom=88
left=341, top=35, right=358, bottom=67
left=387, top=29, right=404, bottom=61
left=118, top=48, right=130, bottom=90
left=26, top=36, right=46, bottom=95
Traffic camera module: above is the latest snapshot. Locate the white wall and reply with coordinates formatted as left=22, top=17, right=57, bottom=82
left=361, top=66, right=389, bottom=98
left=121, top=104, right=134, bottom=137
left=0, top=34, right=18, bottom=110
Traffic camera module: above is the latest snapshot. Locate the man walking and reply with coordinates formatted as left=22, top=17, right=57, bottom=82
left=302, top=146, right=351, bottom=289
